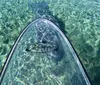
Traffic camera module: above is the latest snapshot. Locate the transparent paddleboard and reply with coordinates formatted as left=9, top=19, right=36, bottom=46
left=0, top=19, right=91, bottom=85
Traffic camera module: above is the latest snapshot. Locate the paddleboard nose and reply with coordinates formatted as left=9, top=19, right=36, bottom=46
left=0, top=19, right=91, bottom=85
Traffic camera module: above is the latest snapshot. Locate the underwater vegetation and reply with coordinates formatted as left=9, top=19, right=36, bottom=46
left=0, top=0, right=100, bottom=85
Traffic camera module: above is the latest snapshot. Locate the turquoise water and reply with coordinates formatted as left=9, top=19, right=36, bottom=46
left=0, top=0, right=100, bottom=85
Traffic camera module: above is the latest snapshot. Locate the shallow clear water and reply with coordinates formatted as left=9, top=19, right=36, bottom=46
left=0, top=0, right=100, bottom=85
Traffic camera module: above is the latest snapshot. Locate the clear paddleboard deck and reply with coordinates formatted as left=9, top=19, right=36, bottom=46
left=0, top=19, right=91, bottom=85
